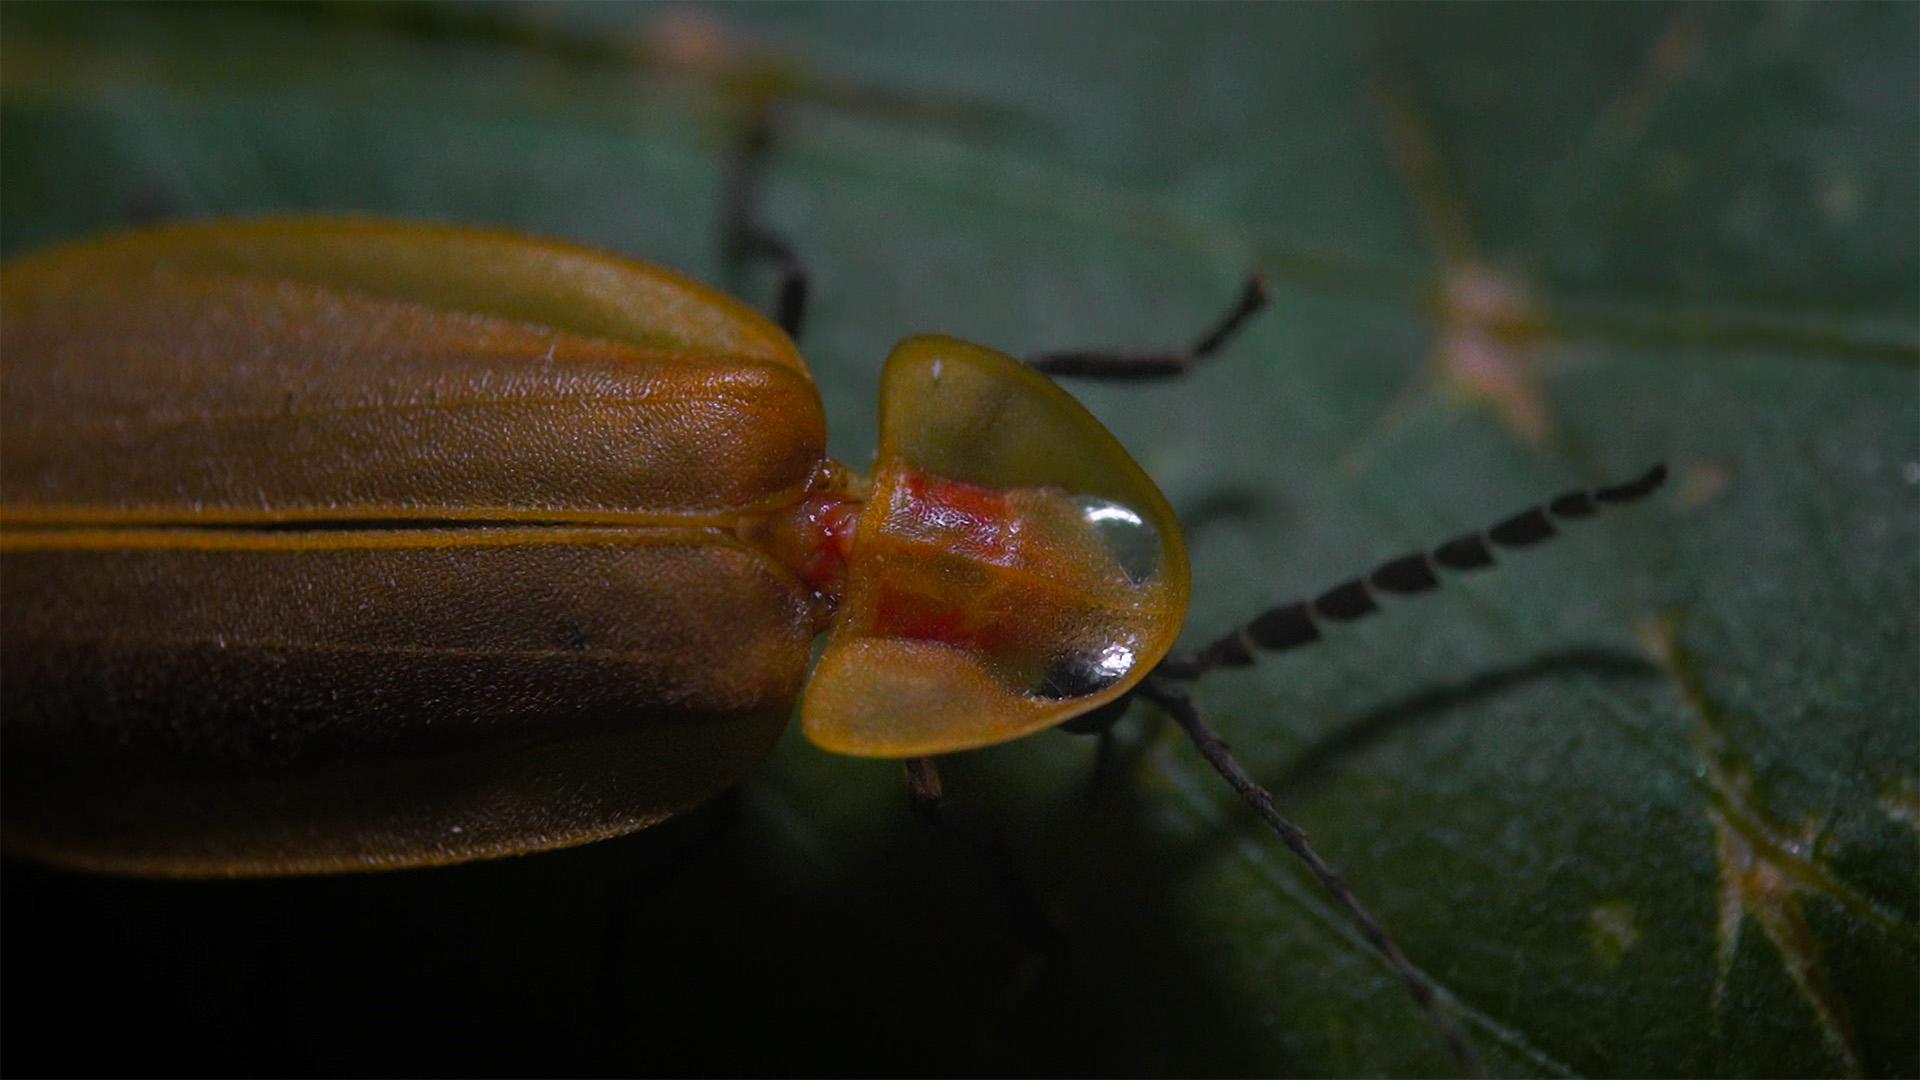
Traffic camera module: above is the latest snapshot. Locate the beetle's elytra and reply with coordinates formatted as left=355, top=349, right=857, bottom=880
left=0, top=218, right=1190, bottom=876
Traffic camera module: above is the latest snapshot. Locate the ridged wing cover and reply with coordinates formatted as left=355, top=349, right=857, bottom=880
left=0, top=220, right=826, bottom=874
left=1, top=218, right=823, bottom=524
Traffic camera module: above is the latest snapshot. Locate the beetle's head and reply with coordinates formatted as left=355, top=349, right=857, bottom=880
left=801, top=336, right=1190, bottom=758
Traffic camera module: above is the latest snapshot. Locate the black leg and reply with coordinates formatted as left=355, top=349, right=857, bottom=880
left=722, top=106, right=811, bottom=341
left=124, top=185, right=176, bottom=227
left=899, top=755, right=1060, bottom=954
left=1026, top=273, right=1270, bottom=380
left=905, top=756, right=944, bottom=823
left=1158, top=463, right=1669, bottom=680
left=592, top=788, right=745, bottom=1021
left=1055, top=690, right=1136, bottom=796
left=1140, top=680, right=1483, bottom=1077
left=1088, top=728, right=1117, bottom=797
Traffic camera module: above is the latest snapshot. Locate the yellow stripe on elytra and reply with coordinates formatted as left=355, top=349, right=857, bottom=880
left=0, top=524, right=736, bottom=553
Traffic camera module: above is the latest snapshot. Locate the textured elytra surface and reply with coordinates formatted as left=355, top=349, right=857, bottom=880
left=2, top=5, right=1914, bottom=1076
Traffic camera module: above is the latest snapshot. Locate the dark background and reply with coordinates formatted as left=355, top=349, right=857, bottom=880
left=4, top=4, right=1916, bottom=1075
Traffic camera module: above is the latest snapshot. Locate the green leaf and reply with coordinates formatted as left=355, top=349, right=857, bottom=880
left=4, top=4, right=1914, bottom=1075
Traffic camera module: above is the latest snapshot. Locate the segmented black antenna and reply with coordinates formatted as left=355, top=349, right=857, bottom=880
left=1158, top=464, right=1668, bottom=680
left=1136, top=465, right=1664, bottom=1076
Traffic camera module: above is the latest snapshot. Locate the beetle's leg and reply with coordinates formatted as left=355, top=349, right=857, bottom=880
left=124, top=185, right=176, bottom=226
left=1089, top=728, right=1115, bottom=795
left=722, top=105, right=811, bottom=340
left=901, top=756, right=1061, bottom=953
left=1139, top=679, right=1483, bottom=1077
left=1157, top=463, right=1668, bottom=680
left=593, top=788, right=746, bottom=1017
left=1026, top=273, right=1270, bottom=380
left=1056, top=691, right=1136, bottom=796
left=904, top=756, right=945, bottom=822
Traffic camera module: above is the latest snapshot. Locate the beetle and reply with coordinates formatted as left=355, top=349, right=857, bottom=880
left=0, top=213, right=1210, bottom=873
left=0, top=211, right=1663, bottom=1073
